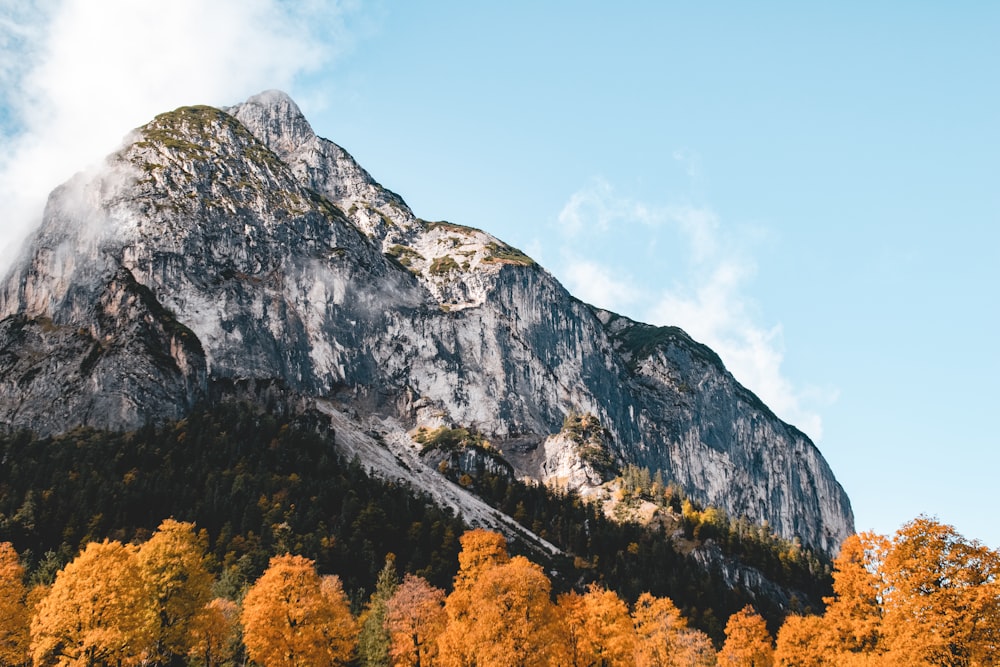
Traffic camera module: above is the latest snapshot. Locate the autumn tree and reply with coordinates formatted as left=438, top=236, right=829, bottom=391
left=559, top=584, right=635, bottom=667
left=0, top=542, right=29, bottom=666
left=717, top=605, right=774, bottom=667
left=30, top=539, right=154, bottom=667
left=386, top=574, right=447, bottom=667
left=452, top=528, right=510, bottom=591
left=671, top=629, right=718, bottom=667
left=138, top=519, right=214, bottom=665
left=240, top=554, right=357, bottom=667
left=188, top=598, right=239, bottom=667
left=632, top=592, right=715, bottom=667
left=457, top=555, right=565, bottom=667
left=880, top=516, right=1000, bottom=666
left=822, top=531, right=889, bottom=658
left=773, top=614, right=830, bottom=667
left=358, top=555, right=399, bottom=667
left=439, top=531, right=563, bottom=667
left=436, top=529, right=512, bottom=667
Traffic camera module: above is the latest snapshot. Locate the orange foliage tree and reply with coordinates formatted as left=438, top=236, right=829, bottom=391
left=773, top=614, right=829, bottom=667
left=386, top=573, right=447, bottom=667
left=881, top=516, right=1000, bottom=666
left=30, top=539, right=154, bottom=667
left=188, top=598, right=239, bottom=667
left=0, top=542, right=29, bottom=666
left=438, top=530, right=564, bottom=667
left=436, top=529, right=512, bottom=667
left=456, top=555, right=564, bottom=667
left=776, top=516, right=1000, bottom=666
left=137, top=518, right=215, bottom=664
left=240, top=554, right=357, bottom=667
left=632, top=592, right=715, bottom=667
left=558, top=584, right=635, bottom=667
left=822, top=531, right=889, bottom=659
left=717, top=605, right=774, bottom=667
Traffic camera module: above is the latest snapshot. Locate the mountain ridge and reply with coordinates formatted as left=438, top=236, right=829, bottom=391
left=0, top=90, right=853, bottom=555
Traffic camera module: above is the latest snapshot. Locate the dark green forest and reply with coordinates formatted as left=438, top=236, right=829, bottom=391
left=0, top=402, right=830, bottom=640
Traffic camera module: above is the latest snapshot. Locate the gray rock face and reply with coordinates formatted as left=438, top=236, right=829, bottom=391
left=0, top=91, right=854, bottom=554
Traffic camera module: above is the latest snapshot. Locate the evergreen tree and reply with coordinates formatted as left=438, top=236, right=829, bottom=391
left=358, top=554, right=399, bottom=667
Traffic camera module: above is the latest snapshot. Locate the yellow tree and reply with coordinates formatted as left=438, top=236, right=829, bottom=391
left=671, top=629, right=717, bottom=667
left=452, top=529, right=510, bottom=591
left=30, top=539, right=154, bottom=667
left=188, top=598, right=239, bottom=667
left=632, top=592, right=714, bottom=667
left=881, top=516, right=1000, bottom=666
left=137, top=519, right=214, bottom=665
left=717, top=605, right=774, bottom=667
left=386, top=573, right=447, bottom=667
left=436, top=529, right=511, bottom=667
left=822, top=531, right=889, bottom=658
left=470, top=555, right=564, bottom=667
left=240, top=554, right=357, bottom=667
left=773, top=614, right=831, bottom=667
left=558, top=591, right=589, bottom=666
left=559, top=584, right=635, bottom=667
left=0, top=542, right=30, bottom=666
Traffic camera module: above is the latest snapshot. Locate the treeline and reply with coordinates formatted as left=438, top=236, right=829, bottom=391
left=0, top=403, right=466, bottom=595
left=436, top=453, right=830, bottom=635
left=617, top=464, right=830, bottom=597
left=0, top=523, right=735, bottom=666
left=0, top=402, right=830, bottom=640
left=5, top=517, right=993, bottom=666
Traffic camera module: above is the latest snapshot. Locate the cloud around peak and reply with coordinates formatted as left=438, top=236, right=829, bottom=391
left=0, top=0, right=359, bottom=271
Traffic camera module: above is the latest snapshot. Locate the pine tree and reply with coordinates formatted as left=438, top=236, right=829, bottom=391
left=358, top=555, right=399, bottom=667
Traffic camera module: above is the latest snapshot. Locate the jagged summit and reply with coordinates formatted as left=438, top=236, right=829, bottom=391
left=225, top=90, right=317, bottom=159
left=0, top=91, right=853, bottom=555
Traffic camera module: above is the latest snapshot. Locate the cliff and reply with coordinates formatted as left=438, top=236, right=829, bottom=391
left=0, top=91, right=853, bottom=554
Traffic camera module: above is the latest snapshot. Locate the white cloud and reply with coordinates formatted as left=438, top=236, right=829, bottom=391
left=0, top=0, right=359, bottom=270
left=553, top=180, right=834, bottom=440
left=559, top=255, right=640, bottom=313
left=556, top=177, right=661, bottom=237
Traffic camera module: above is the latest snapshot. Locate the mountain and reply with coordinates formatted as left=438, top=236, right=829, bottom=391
left=0, top=90, right=852, bottom=556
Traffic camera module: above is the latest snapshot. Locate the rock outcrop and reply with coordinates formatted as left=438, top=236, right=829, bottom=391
left=0, top=91, right=853, bottom=554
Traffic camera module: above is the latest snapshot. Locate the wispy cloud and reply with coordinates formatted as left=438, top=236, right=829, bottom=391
left=553, top=179, right=834, bottom=440
left=559, top=254, right=641, bottom=311
left=0, top=0, right=361, bottom=270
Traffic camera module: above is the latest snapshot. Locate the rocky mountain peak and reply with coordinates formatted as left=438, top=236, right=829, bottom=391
left=0, top=91, right=854, bottom=556
left=225, top=89, right=317, bottom=162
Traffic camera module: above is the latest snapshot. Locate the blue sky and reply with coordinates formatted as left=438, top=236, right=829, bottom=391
left=2, top=1, right=998, bottom=548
